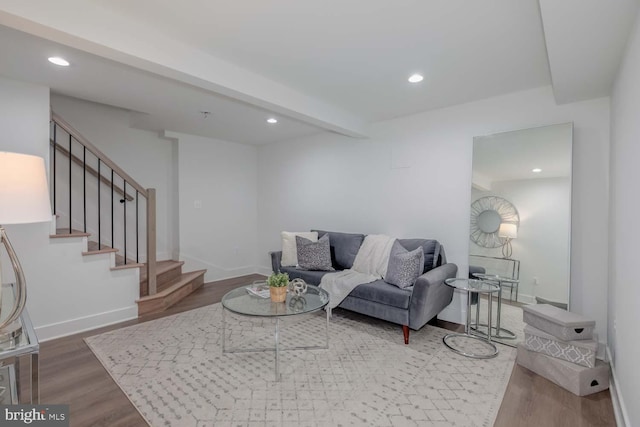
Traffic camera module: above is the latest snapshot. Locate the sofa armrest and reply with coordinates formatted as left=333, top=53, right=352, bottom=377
left=269, top=251, right=283, bottom=274
left=408, top=263, right=458, bottom=330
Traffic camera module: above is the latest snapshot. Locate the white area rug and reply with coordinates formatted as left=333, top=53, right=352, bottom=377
left=86, top=303, right=516, bottom=427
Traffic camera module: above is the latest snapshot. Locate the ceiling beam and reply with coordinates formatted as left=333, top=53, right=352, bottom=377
left=539, top=0, right=639, bottom=104
left=0, top=3, right=369, bottom=138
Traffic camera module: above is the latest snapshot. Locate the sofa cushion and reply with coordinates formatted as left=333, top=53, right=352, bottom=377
left=397, top=239, right=441, bottom=273
left=385, top=240, right=425, bottom=289
left=281, top=231, right=318, bottom=267
left=348, top=279, right=412, bottom=309
left=296, top=234, right=334, bottom=271
left=312, top=230, right=365, bottom=269
left=279, top=266, right=329, bottom=286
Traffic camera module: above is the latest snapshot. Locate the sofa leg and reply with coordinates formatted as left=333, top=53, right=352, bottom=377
left=402, top=325, right=410, bottom=344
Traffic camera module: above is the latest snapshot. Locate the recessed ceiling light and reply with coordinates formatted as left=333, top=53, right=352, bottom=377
left=48, top=57, right=70, bottom=67
left=408, top=73, right=424, bottom=83
left=266, top=118, right=278, bottom=124
left=532, top=168, right=542, bottom=173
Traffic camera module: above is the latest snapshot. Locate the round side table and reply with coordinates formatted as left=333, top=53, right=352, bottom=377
left=443, top=278, right=500, bottom=359
left=473, top=273, right=519, bottom=340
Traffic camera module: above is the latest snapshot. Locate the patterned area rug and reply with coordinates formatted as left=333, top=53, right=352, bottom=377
left=86, top=303, right=516, bottom=427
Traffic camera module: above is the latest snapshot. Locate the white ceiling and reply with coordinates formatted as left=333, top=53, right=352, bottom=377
left=94, top=0, right=551, bottom=122
left=0, top=1, right=637, bottom=144
left=0, top=25, right=324, bottom=145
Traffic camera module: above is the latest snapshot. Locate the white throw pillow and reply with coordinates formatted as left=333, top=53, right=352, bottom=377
left=281, top=231, right=318, bottom=267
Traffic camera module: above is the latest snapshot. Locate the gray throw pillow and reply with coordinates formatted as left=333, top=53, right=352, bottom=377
left=296, top=234, right=335, bottom=271
left=385, top=240, right=425, bottom=289
left=311, top=230, right=365, bottom=269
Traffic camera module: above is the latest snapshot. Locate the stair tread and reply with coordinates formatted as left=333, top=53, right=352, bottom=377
left=51, top=228, right=90, bottom=238
left=114, top=252, right=138, bottom=267
left=83, top=248, right=119, bottom=255
left=87, top=241, right=116, bottom=252
left=140, top=260, right=185, bottom=283
left=137, top=270, right=206, bottom=302
left=111, top=263, right=145, bottom=271
left=55, top=228, right=84, bottom=233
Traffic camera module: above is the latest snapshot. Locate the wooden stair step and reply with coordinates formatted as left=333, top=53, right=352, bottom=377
left=87, top=241, right=114, bottom=252
left=83, top=241, right=136, bottom=266
left=51, top=228, right=90, bottom=238
left=83, top=241, right=120, bottom=257
left=111, top=263, right=145, bottom=271
left=139, top=260, right=185, bottom=295
left=140, top=260, right=184, bottom=283
left=83, top=247, right=118, bottom=256
left=114, top=252, right=139, bottom=268
left=136, top=270, right=206, bottom=317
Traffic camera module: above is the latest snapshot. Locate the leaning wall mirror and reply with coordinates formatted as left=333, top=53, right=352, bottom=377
left=469, top=123, right=573, bottom=348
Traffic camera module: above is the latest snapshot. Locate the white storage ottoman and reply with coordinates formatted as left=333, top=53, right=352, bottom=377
left=524, top=325, right=597, bottom=367
left=516, top=345, right=609, bottom=396
left=522, top=304, right=595, bottom=341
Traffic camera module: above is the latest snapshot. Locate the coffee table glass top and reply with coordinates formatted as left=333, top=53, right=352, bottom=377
left=444, top=278, right=500, bottom=294
left=222, top=283, right=329, bottom=317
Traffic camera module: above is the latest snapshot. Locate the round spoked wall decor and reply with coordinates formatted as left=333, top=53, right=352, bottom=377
left=470, top=196, right=519, bottom=248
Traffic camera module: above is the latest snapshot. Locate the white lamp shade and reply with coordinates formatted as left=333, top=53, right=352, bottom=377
left=498, top=223, right=517, bottom=239
left=0, top=152, right=52, bottom=224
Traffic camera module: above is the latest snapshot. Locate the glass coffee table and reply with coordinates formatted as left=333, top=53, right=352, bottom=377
left=221, top=283, right=330, bottom=381
left=443, top=278, right=500, bottom=359
left=472, top=273, right=520, bottom=339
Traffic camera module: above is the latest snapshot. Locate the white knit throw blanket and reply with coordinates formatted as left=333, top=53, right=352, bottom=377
left=320, top=234, right=395, bottom=312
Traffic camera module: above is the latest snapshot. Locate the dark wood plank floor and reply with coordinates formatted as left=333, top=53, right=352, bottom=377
left=33, top=274, right=615, bottom=427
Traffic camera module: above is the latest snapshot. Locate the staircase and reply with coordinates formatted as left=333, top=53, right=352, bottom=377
left=136, top=261, right=205, bottom=316
left=50, top=112, right=205, bottom=316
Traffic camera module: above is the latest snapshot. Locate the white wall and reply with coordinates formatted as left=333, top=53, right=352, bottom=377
left=258, top=86, right=609, bottom=335
left=471, top=177, right=571, bottom=304
left=0, top=77, right=139, bottom=341
left=172, top=132, right=259, bottom=282
left=609, top=6, right=640, bottom=426
left=50, top=94, right=176, bottom=261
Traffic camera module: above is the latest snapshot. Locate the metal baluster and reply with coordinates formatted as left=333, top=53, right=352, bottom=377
left=52, top=123, right=57, bottom=218
left=136, top=191, right=139, bottom=263
left=123, top=181, right=127, bottom=264
left=83, top=146, right=86, bottom=233
left=69, top=134, right=72, bottom=231
left=111, top=169, right=114, bottom=250
left=98, top=160, right=101, bottom=248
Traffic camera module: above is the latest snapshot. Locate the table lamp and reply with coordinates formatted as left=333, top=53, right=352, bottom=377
left=499, top=223, right=517, bottom=259
left=0, top=152, right=51, bottom=340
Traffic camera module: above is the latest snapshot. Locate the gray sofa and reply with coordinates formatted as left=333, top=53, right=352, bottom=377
left=270, top=230, right=458, bottom=344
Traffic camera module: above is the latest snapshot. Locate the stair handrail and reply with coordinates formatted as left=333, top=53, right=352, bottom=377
left=51, top=112, right=147, bottom=196
left=50, top=111, right=158, bottom=295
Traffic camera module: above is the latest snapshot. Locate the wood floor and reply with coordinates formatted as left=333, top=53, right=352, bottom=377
left=32, top=275, right=616, bottom=427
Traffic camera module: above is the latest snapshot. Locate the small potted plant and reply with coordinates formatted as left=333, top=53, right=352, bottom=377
left=267, top=272, right=289, bottom=302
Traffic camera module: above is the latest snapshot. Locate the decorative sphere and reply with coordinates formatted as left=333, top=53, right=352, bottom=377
left=288, top=278, right=308, bottom=296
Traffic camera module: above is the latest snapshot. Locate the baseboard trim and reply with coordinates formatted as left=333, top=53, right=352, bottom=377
left=179, top=254, right=266, bottom=283
left=36, top=305, right=138, bottom=342
left=607, top=346, right=630, bottom=427
left=255, top=266, right=272, bottom=276
left=516, top=292, right=536, bottom=304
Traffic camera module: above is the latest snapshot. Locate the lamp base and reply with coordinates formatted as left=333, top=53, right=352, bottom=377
left=0, top=227, right=28, bottom=336
left=0, top=321, right=22, bottom=344
left=501, top=239, right=513, bottom=259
